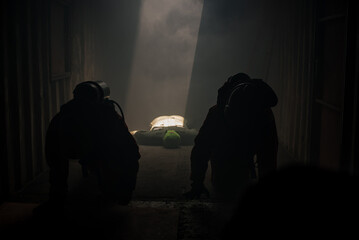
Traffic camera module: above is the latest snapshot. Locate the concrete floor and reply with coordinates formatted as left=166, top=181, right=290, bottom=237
left=0, top=145, right=225, bottom=240
left=133, top=145, right=213, bottom=199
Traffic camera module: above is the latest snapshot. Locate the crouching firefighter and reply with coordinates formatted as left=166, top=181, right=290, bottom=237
left=184, top=72, right=278, bottom=203
left=33, top=81, right=140, bottom=216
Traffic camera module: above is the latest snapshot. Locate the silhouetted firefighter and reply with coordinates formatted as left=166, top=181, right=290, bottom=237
left=185, top=72, right=278, bottom=202
left=34, top=81, right=140, bottom=216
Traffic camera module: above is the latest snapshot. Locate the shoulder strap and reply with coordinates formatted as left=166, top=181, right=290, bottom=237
left=106, top=99, right=125, bottom=121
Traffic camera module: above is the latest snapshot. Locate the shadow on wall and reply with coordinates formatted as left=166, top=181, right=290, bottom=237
left=94, top=0, right=142, bottom=107
left=185, top=0, right=278, bottom=129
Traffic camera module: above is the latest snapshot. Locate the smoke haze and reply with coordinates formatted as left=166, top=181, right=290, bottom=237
left=124, top=0, right=204, bottom=130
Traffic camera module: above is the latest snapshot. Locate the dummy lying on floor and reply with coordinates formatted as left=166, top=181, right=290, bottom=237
left=131, top=115, right=198, bottom=148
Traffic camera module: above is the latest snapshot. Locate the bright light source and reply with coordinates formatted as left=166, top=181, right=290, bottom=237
left=150, top=115, right=185, bottom=130
left=124, top=0, right=204, bottom=130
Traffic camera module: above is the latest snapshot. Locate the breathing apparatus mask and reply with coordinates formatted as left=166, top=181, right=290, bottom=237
left=223, top=82, right=258, bottom=129
left=217, top=73, right=251, bottom=107
left=219, top=73, right=277, bottom=130
left=73, top=81, right=125, bottom=119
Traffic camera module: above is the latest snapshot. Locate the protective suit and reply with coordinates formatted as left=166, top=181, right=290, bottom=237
left=34, top=81, right=140, bottom=216
left=185, top=73, right=278, bottom=202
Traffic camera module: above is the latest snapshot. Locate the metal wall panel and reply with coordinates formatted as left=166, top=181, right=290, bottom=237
left=268, top=0, right=316, bottom=166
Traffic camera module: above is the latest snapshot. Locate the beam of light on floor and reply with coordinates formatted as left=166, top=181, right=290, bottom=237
left=124, top=0, right=204, bottom=131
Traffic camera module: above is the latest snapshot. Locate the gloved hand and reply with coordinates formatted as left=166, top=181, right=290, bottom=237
left=183, top=182, right=210, bottom=200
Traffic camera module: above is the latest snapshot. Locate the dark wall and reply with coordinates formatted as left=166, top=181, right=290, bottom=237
left=311, top=0, right=358, bottom=172
left=185, top=0, right=278, bottom=129
left=355, top=1, right=359, bottom=175
left=0, top=0, right=100, bottom=201
left=1, top=0, right=57, bottom=200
